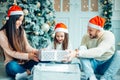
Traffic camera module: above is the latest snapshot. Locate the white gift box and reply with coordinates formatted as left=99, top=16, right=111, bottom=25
left=40, top=50, right=69, bottom=62
left=33, top=63, right=81, bottom=80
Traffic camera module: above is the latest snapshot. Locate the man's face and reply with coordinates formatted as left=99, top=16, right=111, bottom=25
left=87, top=26, right=99, bottom=39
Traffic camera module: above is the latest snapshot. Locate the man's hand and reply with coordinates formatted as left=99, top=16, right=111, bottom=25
left=63, top=50, right=78, bottom=62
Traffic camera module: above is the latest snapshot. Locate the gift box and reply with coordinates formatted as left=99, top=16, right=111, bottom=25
left=39, top=50, right=69, bottom=62
left=33, top=63, right=81, bottom=80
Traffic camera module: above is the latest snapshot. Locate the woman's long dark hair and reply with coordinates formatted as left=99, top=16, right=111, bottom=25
left=54, top=33, right=69, bottom=50
left=0, top=15, right=26, bottom=52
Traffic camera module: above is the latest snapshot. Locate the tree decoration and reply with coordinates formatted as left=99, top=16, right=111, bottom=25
left=99, top=0, right=113, bottom=30
left=41, top=23, right=50, bottom=33
left=23, top=9, right=29, bottom=15
left=36, top=2, right=41, bottom=8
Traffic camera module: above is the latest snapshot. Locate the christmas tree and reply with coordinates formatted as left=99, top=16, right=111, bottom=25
left=7, top=0, right=56, bottom=49
left=100, top=0, right=112, bottom=30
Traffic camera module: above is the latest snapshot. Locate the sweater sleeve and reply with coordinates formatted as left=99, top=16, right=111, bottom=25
left=79, top=32, right=115, bottom=58
left=0, top=32, right=29, bottom=60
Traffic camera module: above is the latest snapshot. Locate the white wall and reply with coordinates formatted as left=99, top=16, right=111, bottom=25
left=112, top=0, right=120, bottom=50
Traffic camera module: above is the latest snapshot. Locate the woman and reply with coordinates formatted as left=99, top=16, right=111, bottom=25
left=0, top=5, right=39, bottom=80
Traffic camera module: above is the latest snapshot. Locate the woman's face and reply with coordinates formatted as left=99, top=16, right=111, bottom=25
left=15, top=15, right=24, bottom=29
left=55, top=32, right=65, bottom=44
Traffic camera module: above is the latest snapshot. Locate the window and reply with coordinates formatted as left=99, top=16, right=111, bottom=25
left=54, top=0, right=70, bottom=12
left=54, top=0, right=98, bottom=12
left=90, top=0, right=98, bottom=11
left=63, top=0, right=70, bottom=12
left=81, top=0, right=98, bottom=12
left=81, top=0, right=88, bottom=11
left=54, top=0, right=61, bottom=12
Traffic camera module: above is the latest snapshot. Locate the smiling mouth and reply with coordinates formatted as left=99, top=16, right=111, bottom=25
left=58, top=40, right=62, bottom=42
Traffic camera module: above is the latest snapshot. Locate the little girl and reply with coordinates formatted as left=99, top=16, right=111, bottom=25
left=46, top=23, right=81, bottom=64
left=47, top=23, right=72, bottom=50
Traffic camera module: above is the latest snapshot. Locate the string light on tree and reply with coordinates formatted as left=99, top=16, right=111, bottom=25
left=104, top=1, right=107, bottom=4
left=37, top=13, right=41, bottom=16
left=23, top=9, right=29, bottom=15
left=34, top=31, right=39, bottom=36
left=104, top=11, right=107, bottom=15
left=51, top=33, right=55, bottom=38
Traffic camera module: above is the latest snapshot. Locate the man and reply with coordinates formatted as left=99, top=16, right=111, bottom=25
left=66, top=16, right=116, bottom=80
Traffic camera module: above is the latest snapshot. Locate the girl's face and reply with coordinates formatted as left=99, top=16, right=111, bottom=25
left=55, top=32, right=65, bottom=44
left=15, top=15, right=24, bottom=29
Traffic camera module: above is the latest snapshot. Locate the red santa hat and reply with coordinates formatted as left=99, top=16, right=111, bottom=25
left=88, top=16, right=106, bottom=30
left=7, top=5, right=24, bottom=17
left=55, top=23, right=68, bottom=33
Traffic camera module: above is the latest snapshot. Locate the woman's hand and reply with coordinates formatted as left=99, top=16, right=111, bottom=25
left=28, top=52, right=39, bottom=62
left=33, top=49, right=39, bottom=55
